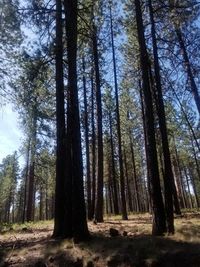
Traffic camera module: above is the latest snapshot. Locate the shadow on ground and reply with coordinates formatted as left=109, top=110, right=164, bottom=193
left=1, top=231, right=200, bottom=267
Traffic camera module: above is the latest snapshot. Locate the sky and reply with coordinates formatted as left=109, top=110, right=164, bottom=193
left=0, top=104, right=24, bottom=166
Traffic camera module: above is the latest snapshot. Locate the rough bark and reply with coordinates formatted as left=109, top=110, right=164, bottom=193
left=53, top=0, right=71, bottom=238
left=148, top=0, right=176, bottom=233
left=134, top=0, right=166, bottom=235
left=64, top=0, right=89, bottom=239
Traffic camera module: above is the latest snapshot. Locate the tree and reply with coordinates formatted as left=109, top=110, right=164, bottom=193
left=0, top=153, right=19, bottom=223
left=110, top=3, right=128, bottom=220
left=52, top=0, right=69, bottom=238
left=134, top=0, right=167, bottom=235
left=169, top=0, right=200, bottom=115
left=53, top=0, right=89, bottom=240
left=148, top=0, right=176, bottom=233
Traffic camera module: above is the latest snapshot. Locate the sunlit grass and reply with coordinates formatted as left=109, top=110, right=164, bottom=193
left=0, top=220, right=53, bottom=234
left=1, top=212, right=200, bottom=266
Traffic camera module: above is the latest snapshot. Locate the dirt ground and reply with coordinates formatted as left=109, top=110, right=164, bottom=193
left=1, top=213, right=200, bottom=267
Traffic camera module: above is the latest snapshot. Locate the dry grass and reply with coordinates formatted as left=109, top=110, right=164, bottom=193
left=0, top=212, right=200, bottom=266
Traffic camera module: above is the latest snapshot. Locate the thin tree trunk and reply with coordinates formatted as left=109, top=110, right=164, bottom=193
left=139, top=84, right=151, bottom=212
left=26, top=110, right=37, bottom=222
left=110, top=4, right=128, bottom=220
left=82, top=57, right=92, bottom=220
left=91, top=73, right=96, bottom=219
left=173, top=138, right=188, bottom=209
left=171, top=86, right=200, bottom=153
left=124, top=149, right=133, bottom=212
left=22, top=141, right=30, bottom=223
left=109, top=111, right=119, bottom=215
left=184, top=168, right=194, bottom=209
left=172, top=155, right=185, bottom=209
left=175, top=27, right=200, bottom=114
left=92, top=24, right=104, bottom=223
left=129, top=135, right=140, bottom=212
left=188, top=167, right=200, bottom=208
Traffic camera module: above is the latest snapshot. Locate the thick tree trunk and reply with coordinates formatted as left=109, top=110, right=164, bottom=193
left=134, top=0, right=166, bottom=235
left=53, top=0, right=72, bottom=238
left=148, top=0, right=176, bottom=232
left=64, top=0, right=89, bottom=239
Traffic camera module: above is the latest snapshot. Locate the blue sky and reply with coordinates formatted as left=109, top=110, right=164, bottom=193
left=0, top=104, right=23, bottom=164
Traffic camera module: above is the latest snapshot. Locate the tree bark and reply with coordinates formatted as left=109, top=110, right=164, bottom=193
left=53, top=0, right=71, bottom=238
left=110, top=5, right=128, bottom=220
left=82, top=57, right=92, bottom=220
left=134, top=0, right=166, bottom=235
left=64, top=0, right=89, bottom=239
left=26, top=109, right=37, bottom=222
left=109, top=111, right=119, bottom=215
left=175, top=26, right=200, bottom=115
left=148, top=0, right=176, bottom=233
left=90, top=72, right=96, bottom=219
left=92, top=24, right=104, bottom=223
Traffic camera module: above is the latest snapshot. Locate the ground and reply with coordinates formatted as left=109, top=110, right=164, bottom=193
left=0, top=212, right=200, bottom=267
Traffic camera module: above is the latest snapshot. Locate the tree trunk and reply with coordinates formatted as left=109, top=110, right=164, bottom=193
left=82, top=57, right=92, bottom=220
left=123, top=149, right=133, bottom=212
left=148, top=0, right=177, bottom=232
left=109, top=111, right=119, bottom=215
left=64, top=0, right=89, bottom=240
left=188, top=166, right=200, bottom=208
left=26, top=110, right=37, bottom=222
left=184, top=167, right=194, bottom=209
left=134, top=0, right=166, bottom=235
left=110, top=5, right=128, bottom=220
left=175, top=26, right=200, bottom=115
left=53, top=0, right=72, bottom=238
left=129, top=135, right=140, bottom=212
left=92, top=24, right=104, bottom=223
left=22, top=140, right=30, bottom=223
left=90, top=72, right=96, bottom=219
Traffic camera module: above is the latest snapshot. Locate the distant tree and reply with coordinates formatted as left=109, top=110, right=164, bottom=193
left=0, top=152, right=19, bottom=223
left=109, top=4, right=128, bottom=220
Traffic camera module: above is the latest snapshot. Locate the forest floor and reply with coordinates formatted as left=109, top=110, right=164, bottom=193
left=0, top=212, right=200, bottom=267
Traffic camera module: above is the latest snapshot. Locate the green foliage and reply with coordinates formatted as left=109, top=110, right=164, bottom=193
left=0, top=0, right=22, bottom=99
left=0, top=152, right=19, bottom=223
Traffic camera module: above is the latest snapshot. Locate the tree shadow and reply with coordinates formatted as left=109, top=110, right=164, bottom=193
left=1, top=227, right=200, bottom=267
left=177, top=224, right=200, bottom=240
